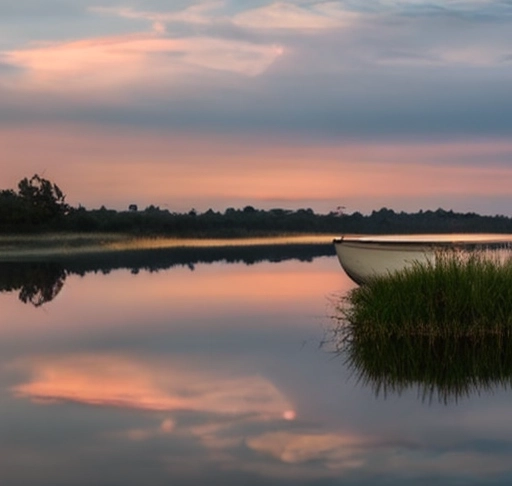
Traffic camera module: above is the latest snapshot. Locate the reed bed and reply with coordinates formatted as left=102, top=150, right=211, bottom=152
left=336, top=248, right=512, bottom=338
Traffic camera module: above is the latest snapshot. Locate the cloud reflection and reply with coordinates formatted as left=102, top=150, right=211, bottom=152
left=12, top=354, right=295, bottom=419
left=8, top=351, right=512, bottom=482
left=247, top=431, right=369, bottom=469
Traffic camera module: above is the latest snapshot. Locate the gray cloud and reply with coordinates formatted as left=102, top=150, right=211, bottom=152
left=1, top=1, right=512, bottom=141
left=341, top=0, right=512, bottom=19
left=0, top=61, right=21, bottom=73
left=2, top=60, right=511, bottom=141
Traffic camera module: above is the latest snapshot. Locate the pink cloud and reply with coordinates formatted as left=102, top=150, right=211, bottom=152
left=1, top=32, right=283, bottom=92
left=91, top=2, right=225, bottom=26
left=233, top=2, right=358, bottom=30
left=92, top=2, right=359, bottom=32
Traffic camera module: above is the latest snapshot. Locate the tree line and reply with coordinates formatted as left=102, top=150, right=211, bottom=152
left=2, top=174, right=512, bottom=236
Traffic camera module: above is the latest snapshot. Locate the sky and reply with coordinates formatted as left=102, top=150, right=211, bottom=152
left=1, top=0, right=512, bottom=215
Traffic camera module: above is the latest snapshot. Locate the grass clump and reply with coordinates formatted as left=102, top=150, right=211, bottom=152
left=329, top=249, right=512, bottom=403
left=339, top=249, right=512, bottom=338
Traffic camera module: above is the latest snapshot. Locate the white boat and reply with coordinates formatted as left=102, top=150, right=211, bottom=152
left=333, top=234, right=512, bottom=285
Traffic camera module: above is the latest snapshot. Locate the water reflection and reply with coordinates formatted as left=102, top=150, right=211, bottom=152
left=4, top=254, right=512, bottom=484
left=330, top=309, right=512, bottom=404
left=9, top=352, right=385, bottom=481
left=13, top=354, right=296, bottom=419
left=0, top=262, right=66, bottom=307
left=0, top=243, right=332, bottom=306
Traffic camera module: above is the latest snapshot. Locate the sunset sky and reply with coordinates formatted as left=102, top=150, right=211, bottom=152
left=1, top=0, right=512, bottom=214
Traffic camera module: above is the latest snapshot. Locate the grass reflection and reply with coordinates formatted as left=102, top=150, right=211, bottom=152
left=331, top=326, right=512, bottom=404
left=330, top=250, right=512, bottom=404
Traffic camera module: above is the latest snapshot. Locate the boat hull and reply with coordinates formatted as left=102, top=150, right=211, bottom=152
left=333, top=234, right=512, bottom=285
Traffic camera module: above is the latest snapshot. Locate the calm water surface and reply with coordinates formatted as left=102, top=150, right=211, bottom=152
left=1, top=245, right=512, bottom=485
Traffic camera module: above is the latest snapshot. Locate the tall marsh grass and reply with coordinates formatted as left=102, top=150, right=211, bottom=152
left=337, top=248, right=512, bottom=338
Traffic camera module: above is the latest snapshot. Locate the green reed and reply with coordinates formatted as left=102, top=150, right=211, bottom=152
left=336, top=248, right=512, bottom=338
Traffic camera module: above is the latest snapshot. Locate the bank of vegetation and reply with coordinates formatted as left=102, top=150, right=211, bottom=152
left=329, top=250, right=512, bottom=403
left=336, top=250, right=512, bottom=338
left=3, top=174, right=512, bottom=237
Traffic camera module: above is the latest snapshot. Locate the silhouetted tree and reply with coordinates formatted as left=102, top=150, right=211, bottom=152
left=17, top=174, right=69, bottom=224
left=0, top=189, right=25, bottom=227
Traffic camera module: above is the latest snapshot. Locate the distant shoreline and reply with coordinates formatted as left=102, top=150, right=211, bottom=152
left=0, top=232, right=338, bottom=261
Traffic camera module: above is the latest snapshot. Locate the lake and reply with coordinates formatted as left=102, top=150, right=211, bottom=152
left=1, top=242, right=512, bottom=485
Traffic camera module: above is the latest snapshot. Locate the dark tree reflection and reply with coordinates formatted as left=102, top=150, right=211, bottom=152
left=0, top=263, right=67, bottom=307
left=0, top=242, right=333, bottom=306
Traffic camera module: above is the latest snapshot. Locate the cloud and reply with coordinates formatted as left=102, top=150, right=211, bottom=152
left=1, top=1, right=512, bottom=141
left=376, top=46, right=512, bottom=67
left=90, top=2, right=226, bottom=27
left=0, top=1, right=87, bottom=18
left=92, top=2, right=360, bottom=32
left=232, top=2, right=358, bottom=30
left=2, top=33, right=282, bottom=91
left=345, top=0, right=512, bottom=18
left=0, top=59, right=21, bottom=73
